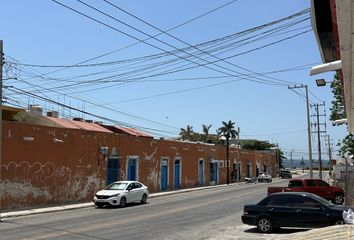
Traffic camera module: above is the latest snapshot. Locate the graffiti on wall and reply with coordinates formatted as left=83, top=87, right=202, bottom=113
left=2, top=161, right=56, bottom=185
left=1, top=160, right=101, bottom=209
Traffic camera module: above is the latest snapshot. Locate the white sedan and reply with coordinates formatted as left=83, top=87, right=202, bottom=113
left=93, top=181, right=149, bottom=208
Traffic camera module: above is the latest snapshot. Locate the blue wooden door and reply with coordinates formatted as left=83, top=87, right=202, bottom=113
left=106, top=158, right=119, bottom=186
left=213, top=162, right=218, bottom=183
left=198, top=160, right=204, bottom=185
left=161, top=160, right=168, bottom=190
left=234, top=163, right=238, bottom=181
left=247, top=163, right=251, bottom=178
left=174, top=160, right=180, bottom=189
left=128, top=159, right=136, bottom=180
left=209, top=162, right=217, bottom=185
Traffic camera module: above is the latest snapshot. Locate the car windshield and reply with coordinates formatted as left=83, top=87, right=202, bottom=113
left=105, top=182, right=128, bottom=190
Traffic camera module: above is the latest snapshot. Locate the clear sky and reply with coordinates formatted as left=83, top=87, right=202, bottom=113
left=0, top=0, right=348, bottom=162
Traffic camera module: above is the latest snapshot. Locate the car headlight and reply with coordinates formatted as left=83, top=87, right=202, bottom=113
left=111, top=193, right=120, bottom=198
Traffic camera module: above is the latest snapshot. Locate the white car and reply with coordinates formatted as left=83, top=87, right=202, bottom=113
left=93, top=181, right=149, bottom=208
left=257, top=173, right=272, bottom=183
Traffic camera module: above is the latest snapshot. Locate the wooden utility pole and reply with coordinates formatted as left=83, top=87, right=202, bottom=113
left=311, top=102, right=326, bottom=179
left=0, top=40, right=3, bottom=222
left=327, top=135, right=333, bottom=175
left=290, top=149, right=293, bottom=169
left=236, top=127, right=240, bottom=182
left=288, top=84, right=313, bottom=177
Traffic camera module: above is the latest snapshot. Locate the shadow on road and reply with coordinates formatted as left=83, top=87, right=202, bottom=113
left=94, top=202, right=149, bottom=209
left=244, top=227, right=310, bottom=234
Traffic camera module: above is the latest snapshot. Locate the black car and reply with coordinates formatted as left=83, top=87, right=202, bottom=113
left=242, top=192, right=349, bottom=233
left=279, top=169, right=292, bottom=179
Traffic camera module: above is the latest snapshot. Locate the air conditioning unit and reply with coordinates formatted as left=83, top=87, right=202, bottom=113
left=29, top=104, right=43, bottom=116
left=47, top=111, right=59, bottom=118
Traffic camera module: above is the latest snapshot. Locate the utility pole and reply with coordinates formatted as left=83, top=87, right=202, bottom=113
left=0, top=40, right=3, bottom=222
left=311, top=102, right=326, bottom=179
left=290, top=149, right=293, bottom=170
left=288, top=84, right=313, bottom=177
left=276, top=143, right=280, bottom=174
left=236, top=127, right=240, bottom=182
left=324, top=134, right=333, bottom=178
left=327, top=135, right=333, bottom=176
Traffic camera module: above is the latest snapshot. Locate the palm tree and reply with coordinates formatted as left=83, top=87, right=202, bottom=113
left=179, top=125, right=194, bottom=141
left=202, top=124, right=212, bottom=142
left=219, top=120, right=238, bottom=185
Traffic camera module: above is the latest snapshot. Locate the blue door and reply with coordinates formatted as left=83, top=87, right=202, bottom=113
left=174, top=159, right=180, bottom=189
left=106, top=158, right=119, bottom=186
left=198, top=160, right=204, bottom=185
left=161, top=160, right=168, bottom=190
left=233, top=163, right=238, bottom=181
left=209, top=162, right=218, bottom=185
left=246, top=163, right=251, bottom=178
left=127, top=159, right=136, bottom=180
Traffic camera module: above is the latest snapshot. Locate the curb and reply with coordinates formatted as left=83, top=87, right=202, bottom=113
left=274, top=225, right=354, bottom=240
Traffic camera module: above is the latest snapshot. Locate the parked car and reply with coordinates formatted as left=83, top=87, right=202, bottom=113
left=279, top=169, right=292, bottom=179
left=258, top=173, right=272, bottom=183
left=245, top=176, right=258, bottom=184
left=267, top=178, right=345, bottom=205
left=93, top=181, right=149, bottom=208
left=242, top=192, right=350, bottom=233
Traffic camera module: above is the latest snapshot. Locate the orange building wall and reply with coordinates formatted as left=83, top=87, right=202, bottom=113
left=1, top=121, right=276, bottom=210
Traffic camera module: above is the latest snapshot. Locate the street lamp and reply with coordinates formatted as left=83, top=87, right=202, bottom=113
left=315, top=78, right=333, bottom=87
left=315, top=78, right=326, bottom=87
left=100, top=146, right=108, bottom=156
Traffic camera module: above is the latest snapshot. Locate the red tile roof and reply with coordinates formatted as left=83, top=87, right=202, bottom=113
left=103, top=125, right=152, bottom=138
left=46, top=117, right=113, bottom=133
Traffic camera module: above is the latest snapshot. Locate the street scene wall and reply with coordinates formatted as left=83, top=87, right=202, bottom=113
left=1, top=121, right=276, bottom=210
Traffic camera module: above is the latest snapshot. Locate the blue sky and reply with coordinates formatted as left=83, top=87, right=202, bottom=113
left=0, top=0, right=348, bottom=161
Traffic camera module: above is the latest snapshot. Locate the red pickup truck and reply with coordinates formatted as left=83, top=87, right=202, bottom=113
left=268, top=178, right=345, bottom=205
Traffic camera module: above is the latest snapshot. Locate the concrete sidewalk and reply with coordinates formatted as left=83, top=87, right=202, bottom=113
left=274, top=225, right=354, bottom=240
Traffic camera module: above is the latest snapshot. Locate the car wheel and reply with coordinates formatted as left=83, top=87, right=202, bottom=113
left=95, top=203, right=104, bottom=208
left=120, top=197, right=127, bottom=208
left=333, top=193, right=344, bottom=205
left=257, top=216, right=273, bottom=233
left=141, top=194, right=147, bottom=204
left=335, top=220, right=346, bottom=225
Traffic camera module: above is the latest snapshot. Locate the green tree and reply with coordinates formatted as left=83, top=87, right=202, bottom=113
left=277, top=148, right=286, bottom=170
left=242, top=140, right=286, bottom=170
left=219, top=120, right=238, bottom=185
left=202, top=124, right=212, bottom=142
left=241, top=140, right=274, bottom=150
left=179, top=125, right=194, bottom=141
left=338, top=133, right=354, bottom=157
left=330, top=74, right=346, bottom=121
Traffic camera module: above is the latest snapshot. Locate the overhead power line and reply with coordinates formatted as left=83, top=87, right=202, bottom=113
left=50, top=0, right=310, bottom=88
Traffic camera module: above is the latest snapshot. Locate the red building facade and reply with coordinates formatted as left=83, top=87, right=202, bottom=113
left=1, top=121, right=276, bottom=210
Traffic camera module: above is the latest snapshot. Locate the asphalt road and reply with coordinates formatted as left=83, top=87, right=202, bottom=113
left=0, top=178, right=306, bottom=240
